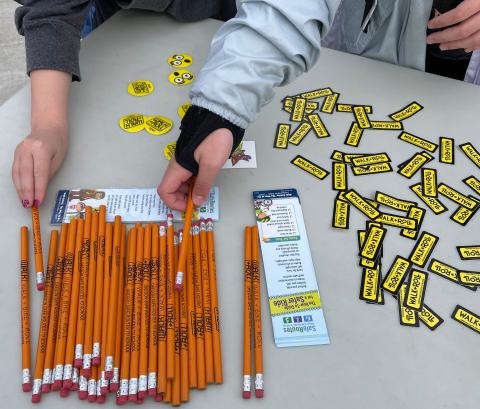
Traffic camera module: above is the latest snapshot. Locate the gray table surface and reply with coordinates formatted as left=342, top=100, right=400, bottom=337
left=1, top=10, right=480, bottom=409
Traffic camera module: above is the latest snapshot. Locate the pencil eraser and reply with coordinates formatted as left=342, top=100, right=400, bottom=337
left=138, top=390, right=147, bottom=400
left=148, top=388, right=156, bottom=397
left=41, top=383, right=50, bottom=393
left=88, top=394, right=97, bottom=403
left=97, top=394, right=106, bottom=404
left=82, top=368, right=91, bottom=378
left=135, top=397, right=144, bottom=405
left=31, top=393, right=41, bottom=403
left=36, top=283, right=45, bottom=291
left=78, top=390, right=88, bottom=400
left=60, top=388, right=70, bottom=398
left=22, top=382, right=32, bottom=392
left=104, top=370, right=113, bottom=380
left=117, top=395, right=127, bottom=405
left=100, top=385, right=108, bottom=395
left=109, top=382, right=119, bottom=393
left=91, top=356, right=100, bottom=366
left=74, top=358, right=83, bottom=368
left=242, top=391, right=251, bottom=399
left=206, top=218, right=213, bottom=223
left=128, top=393, right=138, bottom=402
left=255, top=389, right=264, bottom=398
left=154, top=393, right=163, bottom=402
left=174, top=283, right=182, bottom=291
left=63, top=379, right=73, bottom=390
left=51, top=380, right=62, bottom=391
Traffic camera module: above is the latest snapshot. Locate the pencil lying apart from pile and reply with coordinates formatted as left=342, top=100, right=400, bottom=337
left=243, top=225, right=264, bottom=399
left=20, top=205, right=223, bottom=405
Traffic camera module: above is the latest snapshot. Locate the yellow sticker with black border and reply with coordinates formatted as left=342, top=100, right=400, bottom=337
left=408, top=231, right=438, bottom=268
left=291, top=98, right=307, bottom=122
left=457, top=246, right=480, bottom=260
left=404, top=269, right=428, bottom=311
left=297, top=87, right=333, bottom=99
left=459, top=271, right=480, bottom=286
left=344, top=153, right=366, bottom=163
left=332, top=162, right=347, bottom=191
left=269, top=291, right=321, bottom=316
left=382, top=256, right=411, bottom=294
left=398, top=153, right=430, bottom=178
left=439, top=137, right=455, bottom=164
left=421, top=168, right=437, bottom=198
left=332, top=198, right=350, bottom=229
left=451, top=305, right=480, bottom=334
left=352, top=163, right=393, bottom=176
left=410, top=183, right=448, bottom=215
left=419, top=304, right=444, bottom=330
left=370, top=121, right=403, bottom=130
left=352, top=153, right=391, bottom=167
left=398, top=132, right=438, bottom=152
left=336, top=104, right=373, bottom=114
left=330, top=150, right=345, bottom=162
left=460, top=143, right=480, bottom=169
left=426, top=259, right=476, bottom=292
left=307, top=113, right=329, bottom=138
left=357, top=231, right=378, bottom=269
left=401, top=206, right=425, bottom=240
left=463, top=175, right=480, bottom=195
left=291, top=155, right=329, bottom=180
left=374, top=191, right=416, bottom=212
left=359, top=226, right=387, bottom=261
left=344, top=189, right=381, bottom=220
left=344, top=122, right=364, bottom=147
left=353, top=106, right=371, bottom=129
left=375, top=213, right=417, bottom=230
left=359, top=267, right=380, bottom=302
left=321, top=93, right=339, bottom=114
left=274, top=123, right=290, bottom=149
left=389, top=101, right=423, bottom=121
left=450, top=197, right=480, bottom=226
left=438, top=183, right=477, bottom=209
left=289, top=123, right=312, bottom=145
left=398, top=284, right=419, bottom=327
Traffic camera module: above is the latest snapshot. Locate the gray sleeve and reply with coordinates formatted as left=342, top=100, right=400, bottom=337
left=15, top=0, right=91, bottom=81
left=190, top=0, right=341, bottom=129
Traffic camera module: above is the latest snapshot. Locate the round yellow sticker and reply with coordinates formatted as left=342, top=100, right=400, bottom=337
left=119, top=114, right=146, bottom=132
left=167, top=53, right=193, bottom=68
left=177, top=102, right=191, bottom=119
left=144, top=116, right=174, bottom=135
left=164, top=142, right=176, bottom=161
left=127, top=80, right=154, bottom=96
left=168, top=70, right=194, bottom=86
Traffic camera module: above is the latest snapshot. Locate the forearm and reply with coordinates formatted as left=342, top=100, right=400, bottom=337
left=30, top=70, right=71, bottom=132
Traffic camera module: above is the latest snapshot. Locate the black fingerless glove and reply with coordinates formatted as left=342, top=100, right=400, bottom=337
left=174, top=105, right=245, bottom=175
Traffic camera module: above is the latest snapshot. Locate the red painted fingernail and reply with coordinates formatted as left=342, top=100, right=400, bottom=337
left=22, top=200, right=30, bottom=208
left=34, top=200, right=40, bottom=208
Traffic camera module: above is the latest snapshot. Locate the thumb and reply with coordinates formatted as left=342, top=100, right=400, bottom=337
left=192, top=162, right=219, bottom=206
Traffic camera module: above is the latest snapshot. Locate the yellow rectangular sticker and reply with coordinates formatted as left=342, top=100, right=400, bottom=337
left=291, top=155, right=329, bottom=180
left=382, top=256, right=411, bottom=295
left=359, top=226, right=387, bottom=261
left=352, top=153, right=391, bottom=167
left=332, top=197, right=350, bottom=229
left=370, top=121, right=403, bottom=130
left=398, top=132, right=438, bottom=152
left=439, top=137, right=455, bottom=164
left=321, top=93, right=339, bottom=114
left=357, top=231, right=378, bottom=269
left=353, top=106, right=371, bottom=129
left=352, top=162, right=393, bottom=176
left=343, top=153, right=366, bottom=163
left=398, top=284, right=419, bottom=327
left=295, top=87, right=333, bottom=100
left=291, top=98, right=306, bottom=122
left=437, top=183, right=477, bottom=210
left=457, top=246, right=480, bottom=260
left=421, top=168, right=437, bottom=198
left=344, top=122, right=364, bottom=147
left=459, top=271, right=480, bottom=286
left=274, top=123, right=290, bottom=149
left=283, top=98, right=319, bottom=113
left=408, top=231, right=438, bottom=268
left=289, top=122, right=312, bottom=145
left=307, top=113, right=329, bottom=138
left=404, top=269, right=428, bottom=311
left=389, top=101, right=424, bottom=121
left=336, top=104, right=372, bottom=113
left=375, top=213, right=417, bottom=230
left=398, top=153, right=430, bottom=178
left=374, top=191, right=416, bottom=212
left=359, top=267, right=380, bottom=303
left=269, top=291, right=321, bottom=316
left=463, top=175, right=480, bottom=195
left=401, top=206, right=425, bottom=240
left=330, top=150, right=345, bottom=162
left=344, top=189, right=381, bottom=220
left=460, top=143, right=480, bottom=169
left=451, top=305, right=480, bottom=334
left=419, top=304, right=444, bottom=331
left=410, top=183, right=448, bottom=215
left=427, top=259, right=469, bottom=288
left=450, top=197, right=480, bottom=226
left=332, top=162, right=348, bottom=191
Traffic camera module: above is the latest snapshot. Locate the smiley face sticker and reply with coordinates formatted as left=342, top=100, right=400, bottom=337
left=168, top=70, right=195, bottom=86
left=167, top=53, right=193, bottom=68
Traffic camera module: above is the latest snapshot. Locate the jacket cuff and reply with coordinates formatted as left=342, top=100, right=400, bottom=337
left=24, top=21, right=81, bottom=81
left=190, top=96, right=250, bottom=129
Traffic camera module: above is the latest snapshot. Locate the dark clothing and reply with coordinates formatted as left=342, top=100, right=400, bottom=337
left=15, top=0, right=237, bottom=81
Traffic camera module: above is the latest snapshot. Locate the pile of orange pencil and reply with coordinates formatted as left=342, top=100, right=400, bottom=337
left=242, top=226, right=264, bottom=399
left=21, top=205, right=223, bottom=405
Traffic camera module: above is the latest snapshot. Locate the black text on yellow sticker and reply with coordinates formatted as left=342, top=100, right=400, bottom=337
left=463, top=175, right=480, bottom=195
left=398, top=153, right=430, bottom=178
left=398, top=284, right=419, bottom=327
left=439, top=137, right=455, bottom=164
left=374, top=191, right=416, bottom=212
left=332, top=162, right=348, bottom=191
left=353, top=106, right=371, bottom=129
left=344, top=122, right=364, bottom=147
left=404, top=269, right=428, bottom=311
left=457, top=245, right=480, bottom=260
left=382, top=256, right=411, bottom=295
left=451, top=305, right=480, bottom=335
left=352, top=163, right=393, bottom=176
left=421, top=168, right=437, bottom=198
left=352, top=153, right=391, bottom=167
left=291, top=155, right=329, bottom=180
left=408, top=232, right=438, bottom=268
left=359, top=226, right=387, bottom=261
left=274, top=123, right=290, bottom=149
left=459, top=271, right=480, bottom=286
left=419, top=304, right=444, bottom=331
left=289, top=122, right=312, bottom=145
left=398, top=132, right=438, bottom=152
left=336, top=104, right=373, bottom=114
left=460, top=143, right=480, bottom=169
left=307, top=113, right=329, bottom=138
left=401, top=206, right=425, bottom=240
left=375, top=213, right=417, bottom=230
left=450, top=196, right=480, bottom=226
left=344, top=189, right=381, bottom=220
left=332, top=196, right=350, bottom=229
left=296, top=87, right=333, bottom=100
left=389, top=101, right=423, bottom=121
left=426, top=259, right=476, bottom=291
left=437, top=183, right=477, bottom=209
left=330, top=150, right=345, bottom=162
left=290, top=98, right=307, bottom=122
left=370, top=121, right=403, bottom=130
left=321, top=93, right=339, bottom=114
left=357, top=231, right=379, bottom=269
left=410, top=183, right=448, bottom=215
left=359, top=267, right=380, bottom=303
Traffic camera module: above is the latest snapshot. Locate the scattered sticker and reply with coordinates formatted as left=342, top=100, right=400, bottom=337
left=168, top=70, right=195, bottom=86
left=167, top=53, right=193, bottom=68
left=119, top=114, right=146, bottom=133
left=177, top=102, right=191, bottom=119
left=144, top=116, right=173, bottom=135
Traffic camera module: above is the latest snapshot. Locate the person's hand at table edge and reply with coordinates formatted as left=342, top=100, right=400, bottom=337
left=158, top=106, right=245, bottom=211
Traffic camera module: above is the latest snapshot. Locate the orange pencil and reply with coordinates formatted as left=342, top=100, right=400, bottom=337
left=92, top=205, right=106, bottom=366
left=175, top=180, right=195, bottom=291
left=251, top=226, right=264, bottom=398
left=78, top=367, right=88, bottom=400
left=51, top=219, right=77, bottom=391
left=31, top=206, right=45, bottom=291
left=20, top=226, right=31, bottom=392
left=148, top=224, right=160, bottom=396
left=242, top=226, right=252, bottom=399
left=166, top=213, right=175, bottom=379
left=62, top=218, right=84, bottom=389
left=206, top=218, right=223, bottom=384
left=105, top=216, right=122, bottom=379
left=82, top=212, right=98, bottom=377
left=111, top=224, right=126, bottom=392
left=186, top=228, right=197, bottom=389
left=87, top=364, right=98, bottom=402
left=42, top=223, right=68, bottom=392
left=138, top=224, right=152, bottom=399
left=74, top=207, right=92, bottom=369
left=157, top=222, right=168, bottom=397
left=129, top=225, right=144, bottom=401
left=192, top=222, right=206, bottom=389
left=179, top=232, right=190, bottom=402
left=119, top=227, right=136, bottom=404
left=99, top=222, right=113, bottom=395
left=32, top=229, right=58, bottom=402
left=172, top=233, right=181, bottom=406
left=200, top=219, right=214, bottom=384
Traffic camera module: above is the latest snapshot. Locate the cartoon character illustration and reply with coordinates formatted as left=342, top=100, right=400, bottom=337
left=167, top=53, right=193, bottom=68
left=168, top=70, right=195, bottom=86
left=68, top=189, right=106, bottom=201
left=230, top=148, right=252, bottom=166
left=254, top=199, right=273, bottom=223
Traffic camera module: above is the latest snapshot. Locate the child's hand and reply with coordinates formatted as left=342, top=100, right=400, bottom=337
left=427, top=0, right=480, bottom=52
left=158, top=128, right=233, bottom=211
left=12, top=126, right=68, bottom=208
